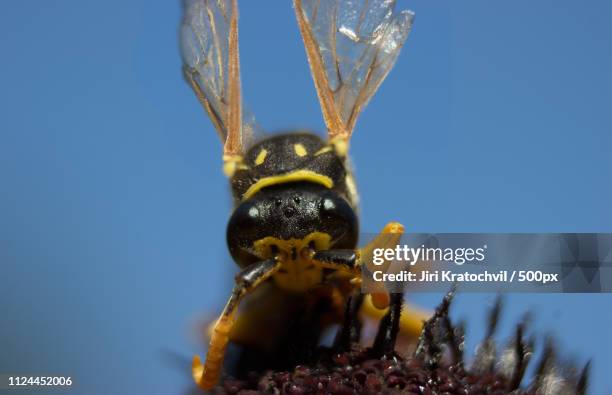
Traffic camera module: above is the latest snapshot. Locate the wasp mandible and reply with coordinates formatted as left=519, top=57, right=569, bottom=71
left=181, top=0, right=425, bottom=389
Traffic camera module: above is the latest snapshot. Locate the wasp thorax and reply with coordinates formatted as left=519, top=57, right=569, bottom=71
left=227, top=182, right=358, bottom=267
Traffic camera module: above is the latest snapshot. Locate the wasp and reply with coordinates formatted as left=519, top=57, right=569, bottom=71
left=181, top=0, right=427, bottom=389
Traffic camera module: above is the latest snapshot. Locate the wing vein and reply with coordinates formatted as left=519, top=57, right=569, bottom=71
left=181, top=0, right=259, bottom=170
left=294, top=0, right=414, bottom=146
left=294, top=0, right=347, bottom=139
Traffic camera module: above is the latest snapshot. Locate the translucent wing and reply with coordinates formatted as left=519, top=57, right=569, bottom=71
left=181, top=0, right=255, bottom=173
left=294, top=0, right=414, bottom=144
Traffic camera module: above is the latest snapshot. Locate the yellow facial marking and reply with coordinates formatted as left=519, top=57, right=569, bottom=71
left=242, top=170, right=334, bottom=200
left=254, top=149, right=268, bottom=166
left=253, top=232, right=332, bottom=259
left=294, top=143, right=308, bottom=157
left=253, top=232, right=332, bottom=293
left=314, top=146, right=333, bottom=156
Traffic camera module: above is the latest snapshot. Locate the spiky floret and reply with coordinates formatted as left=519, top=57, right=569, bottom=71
left=213, top=291, right=590, bottom=395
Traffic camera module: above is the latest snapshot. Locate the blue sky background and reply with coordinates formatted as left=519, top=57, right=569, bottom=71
left=1, top=1, right=611, bottom=394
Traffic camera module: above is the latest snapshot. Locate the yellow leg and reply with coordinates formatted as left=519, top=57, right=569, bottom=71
left=193, top=258, right=279, bottom=390
left=193, top=311, right=235, bottom=389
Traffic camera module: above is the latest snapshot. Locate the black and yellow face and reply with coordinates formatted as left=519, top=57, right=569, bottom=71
left=226, top=132, right=359, bottom=267
left=227, top=182, right=358, bottom=267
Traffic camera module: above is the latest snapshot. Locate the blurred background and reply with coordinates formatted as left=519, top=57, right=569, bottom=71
left=1, top=1, right=611, bottom=394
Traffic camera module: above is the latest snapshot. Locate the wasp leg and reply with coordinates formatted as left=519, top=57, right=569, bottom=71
left=333, top=293, right=364, bottom=352
left=372, top=292, right=404, bottom=357
left=313, top=249, right=358, bottom=271
left=193, top=258, right=280, bottom=390
left=311, top=221, right=404, bottom=278
left=309, top=249, right=368, bottom=352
